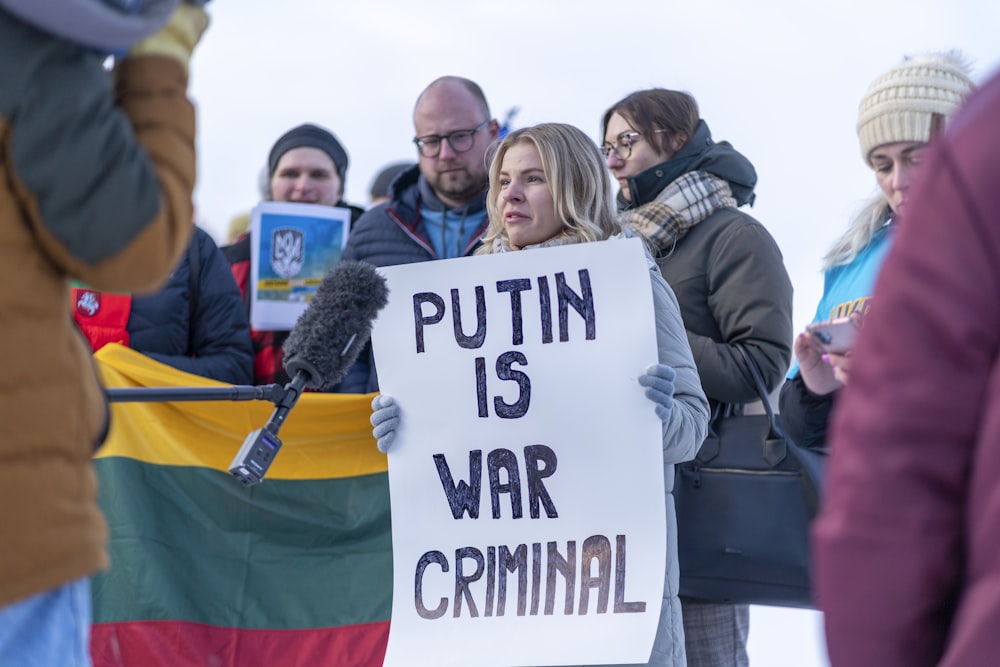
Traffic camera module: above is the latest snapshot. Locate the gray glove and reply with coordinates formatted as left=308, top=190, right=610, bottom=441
left=370, top=394, right=400, bottom=453
left=638, top=363, right=675, bottom=423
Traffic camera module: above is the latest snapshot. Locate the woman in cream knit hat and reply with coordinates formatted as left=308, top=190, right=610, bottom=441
left=780, top=51, right=975, bottom=448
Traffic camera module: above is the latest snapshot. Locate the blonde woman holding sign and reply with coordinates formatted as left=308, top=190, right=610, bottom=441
left=372, top=122, right=709, bottom=667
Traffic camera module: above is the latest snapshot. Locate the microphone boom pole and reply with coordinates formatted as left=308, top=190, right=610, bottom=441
left=103, top=261, right=391, bottom=489
left=106, top=384, right=286, bottom=403
left=103, top=378, right=311, bottom=489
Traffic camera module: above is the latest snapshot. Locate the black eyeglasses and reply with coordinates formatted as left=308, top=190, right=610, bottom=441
left=413, top=120, right=490, bottom=158
left=600, top=130, right=666, bottom=160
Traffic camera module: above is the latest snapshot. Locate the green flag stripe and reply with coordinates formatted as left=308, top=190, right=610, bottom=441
left=93, top=457, right=393, bottom=629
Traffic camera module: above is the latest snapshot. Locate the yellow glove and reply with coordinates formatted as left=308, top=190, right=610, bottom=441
left=129, top=4, right=210, bottom=70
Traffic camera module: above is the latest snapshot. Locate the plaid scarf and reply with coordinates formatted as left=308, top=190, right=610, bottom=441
left=618, top=171, right=737, bottom=256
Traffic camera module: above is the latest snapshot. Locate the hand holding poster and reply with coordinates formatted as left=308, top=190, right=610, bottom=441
left=372, top=238, right=668, bottom=666
left=249, top=201, right=351, bottom=330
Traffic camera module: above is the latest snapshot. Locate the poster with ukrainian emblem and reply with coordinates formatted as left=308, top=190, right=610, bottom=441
left=249, top=201, right=351, bottom=330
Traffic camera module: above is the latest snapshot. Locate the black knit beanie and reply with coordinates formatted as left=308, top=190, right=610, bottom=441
left=267, top=124, right=349, bottom=182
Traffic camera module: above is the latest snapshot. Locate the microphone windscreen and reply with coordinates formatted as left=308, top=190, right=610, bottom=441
left=282, top=261, right=389, bottom=389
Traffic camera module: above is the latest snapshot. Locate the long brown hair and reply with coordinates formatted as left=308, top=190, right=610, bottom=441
left=601, top=88, right=699, bottom=156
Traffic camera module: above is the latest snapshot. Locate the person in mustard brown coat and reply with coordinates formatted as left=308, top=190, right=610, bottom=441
left=0, top=2, right=209, bottom=663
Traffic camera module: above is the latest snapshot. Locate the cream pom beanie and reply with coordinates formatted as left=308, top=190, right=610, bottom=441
left=856, top=51, right=975, bottom=165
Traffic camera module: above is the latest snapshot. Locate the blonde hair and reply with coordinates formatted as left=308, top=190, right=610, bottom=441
left=226, top=212, right=252, bottom=244
left=479, top=123, right=622, bottom=255
left=821, top=194, right=892, bottom=271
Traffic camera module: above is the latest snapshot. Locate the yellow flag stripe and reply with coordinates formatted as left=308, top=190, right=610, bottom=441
left=94, top=345, right=387, bottom=479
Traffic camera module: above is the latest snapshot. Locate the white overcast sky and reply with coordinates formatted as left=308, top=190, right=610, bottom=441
left=188, top=4, right=998, bottom=662
left=190, top=0, right=999, bottom=344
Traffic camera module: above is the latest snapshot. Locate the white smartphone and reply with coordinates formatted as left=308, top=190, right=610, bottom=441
left=806, top=317, right=860, bottom=355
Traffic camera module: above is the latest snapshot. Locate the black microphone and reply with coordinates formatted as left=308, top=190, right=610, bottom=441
left=229, top=261, right=390, bottom=486
left=282, top=260, right=390, bottom=390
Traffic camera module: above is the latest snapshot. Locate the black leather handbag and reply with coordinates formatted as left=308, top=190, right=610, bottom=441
left=674, top=346, right=824, bottom=608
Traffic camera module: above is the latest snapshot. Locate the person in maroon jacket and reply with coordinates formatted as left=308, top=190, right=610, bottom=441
left=814, top=68, right=1000, bottom=667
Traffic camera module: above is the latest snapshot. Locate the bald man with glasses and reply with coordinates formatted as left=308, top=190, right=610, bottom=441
left=333, top=76, right=500, bottom=394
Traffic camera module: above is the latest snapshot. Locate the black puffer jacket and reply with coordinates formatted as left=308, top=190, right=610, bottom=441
left=128, top=227, right=253, bottom=384
left=778, top=374, right=835, bottom=451
left=341, top=164, right=487, bottom=266
left=335, top=166, right=488, bottom=393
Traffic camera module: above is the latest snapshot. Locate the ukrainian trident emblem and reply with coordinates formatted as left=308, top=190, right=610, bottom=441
left=270, top=227, right=305, bottom=278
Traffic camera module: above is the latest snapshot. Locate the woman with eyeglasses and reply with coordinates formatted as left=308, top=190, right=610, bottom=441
left=602, top=89, right=794, bottom=667
left=371, top=122, right=710, bottom=667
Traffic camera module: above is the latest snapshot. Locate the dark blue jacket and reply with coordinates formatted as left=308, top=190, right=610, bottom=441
left=335, top=165, right=487, bottom=393
left=342, top=164, right=486, bottom=267
left=129, top=227, right=254, bottom=384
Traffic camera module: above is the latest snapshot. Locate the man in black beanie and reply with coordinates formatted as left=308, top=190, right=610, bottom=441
left=266, top=123, right=350, bottom=202
left=222, top=122, right=364, bottom=385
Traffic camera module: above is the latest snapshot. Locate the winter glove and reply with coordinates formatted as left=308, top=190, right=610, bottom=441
left=128, top=2, right=208, bottom=70
left=638, top=363, right=675, bottom=423
left=371, top=394, right=400, bottom=454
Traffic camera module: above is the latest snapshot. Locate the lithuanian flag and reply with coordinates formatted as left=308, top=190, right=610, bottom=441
left=91, top=345, right=391, bottom=666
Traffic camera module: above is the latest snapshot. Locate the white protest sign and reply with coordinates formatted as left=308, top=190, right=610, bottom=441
left=372, top=237, right=667, bottom=667
left=249, top=201, right=351, bottom=330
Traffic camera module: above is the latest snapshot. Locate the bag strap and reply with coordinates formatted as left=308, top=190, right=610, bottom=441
left=699, top=346, right=787, bottom=466
left=734, top=345, right=783, bottom=441
left=738, top=346, right=824, bottom=512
